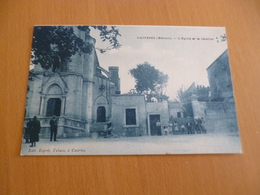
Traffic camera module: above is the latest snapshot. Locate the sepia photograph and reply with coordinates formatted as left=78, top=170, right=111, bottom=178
left=20, top=25, right=242, bottom=155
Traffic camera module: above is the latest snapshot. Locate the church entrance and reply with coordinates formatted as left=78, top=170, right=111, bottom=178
left=97, top=106, right=106, bottom=122
left=46, top=98, right=61, bottom=117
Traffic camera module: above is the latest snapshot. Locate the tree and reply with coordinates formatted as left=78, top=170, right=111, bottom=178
left=31, top=25, right=121, bottom=71
left=129, top=62, right=169, bottom=102
left=127, top=89, right=138, bottom=95
left=176, top=84, right=210, bottom=102
left=176, top=86, right=194, bottom=117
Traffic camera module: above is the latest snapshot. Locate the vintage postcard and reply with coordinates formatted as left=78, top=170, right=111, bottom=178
left=21, top=25, right=242, bottom=155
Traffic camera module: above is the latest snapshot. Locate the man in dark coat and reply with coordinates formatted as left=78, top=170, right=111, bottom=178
left=50, top=115, right=58, bottom=141
left=30, top=116, right=41, bottom=147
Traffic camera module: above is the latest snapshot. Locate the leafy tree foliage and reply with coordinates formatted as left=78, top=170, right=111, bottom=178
left=177, top=84, right=210, bottom=102
left=31, top=25, right=121, bottom=72
left=176, top=86, right=193, bottom=117
left=127, top=89, right=138, bottom=95
left=129, top=62, right=169, bottom=102
left=91, top=26, right=121, bottom=53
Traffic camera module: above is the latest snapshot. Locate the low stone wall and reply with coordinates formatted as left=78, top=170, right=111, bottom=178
left=63, top=127, right=87, bottom=138
left=23, top=117, right=87, bottom=139
left=123, top=127, right=143, bottom=137
left=110, top=126, right=144, bottom=137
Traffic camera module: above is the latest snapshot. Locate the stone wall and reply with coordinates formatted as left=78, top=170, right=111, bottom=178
left=192, top=100, right=239, bottom=134
left=168, top=101, right=182, bottom=118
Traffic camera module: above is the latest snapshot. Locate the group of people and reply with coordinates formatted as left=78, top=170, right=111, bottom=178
left=163, top=121, right=185, bottom=135
left=24, top=115, right=59, bottom=147
left=184, top=118, right=207, bottom=134
left=193, top=117, right=206, bottom=134
left=162, top=117, right=206, bottom=135
left=23, top=116, right=41, bottom=147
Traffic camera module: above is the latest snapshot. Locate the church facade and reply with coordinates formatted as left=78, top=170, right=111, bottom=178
left=25, top=27, right=120, bottom=138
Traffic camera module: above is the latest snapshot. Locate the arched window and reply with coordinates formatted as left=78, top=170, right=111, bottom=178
left=97, top=106, right=106, bottom=122
left=47, top=84, right=62, bottom=95
left=46, top=98, right=61, bottom=117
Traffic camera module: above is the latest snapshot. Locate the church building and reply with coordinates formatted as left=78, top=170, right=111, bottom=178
left=25, top=27, right=120, bottom=138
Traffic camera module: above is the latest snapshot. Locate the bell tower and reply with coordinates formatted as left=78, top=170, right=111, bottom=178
left=109, top=66, right=121, bottom=94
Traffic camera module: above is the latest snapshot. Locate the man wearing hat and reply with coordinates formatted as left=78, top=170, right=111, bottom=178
left=49, top=115, right=58, bottom=141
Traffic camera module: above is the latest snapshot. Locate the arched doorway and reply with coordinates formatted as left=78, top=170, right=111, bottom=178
left=46, top=98, right=61, bottom=117
left=94, top=96, right=108, bottom=123
left=97, top=106, right=106, bottom=122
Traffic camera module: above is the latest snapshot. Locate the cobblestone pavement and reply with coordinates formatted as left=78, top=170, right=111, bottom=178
left=21, top=133, right=242, bottom=156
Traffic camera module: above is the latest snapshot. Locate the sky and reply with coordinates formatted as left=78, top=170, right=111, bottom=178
left=92, top=26, right=228, bottom=100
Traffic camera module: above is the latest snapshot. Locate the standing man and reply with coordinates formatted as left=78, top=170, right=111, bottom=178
left=163, top=123, right=168, bottom=135
left=186, top=121, right=193, bottom=134
left=156, top=120, right=161, bottom=135
left=168, top=121, right=173, bottom=135
left=50, top=115, right=58, bottom=141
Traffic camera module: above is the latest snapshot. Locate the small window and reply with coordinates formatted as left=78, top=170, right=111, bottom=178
left=177, top=112, right=181, bottom=118
left=125, top=108, right=136, bottom=125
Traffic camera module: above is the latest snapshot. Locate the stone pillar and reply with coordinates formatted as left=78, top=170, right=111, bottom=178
left=57, top=117, right=64, bottom=137
left=190, top=94, right=198, bottom=118
left=64, top=75, right=76, bottom=118
left=85, top=81, right=94, bottom=133
left=82, top=34, right=96, bottom=133
left=39, top=95, right=46, bottom=116
left=191, top=94, right=206, bottom=119
left=61, top=95, right=66, bottom=116
left=75, top=77, right=83, bottom=119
